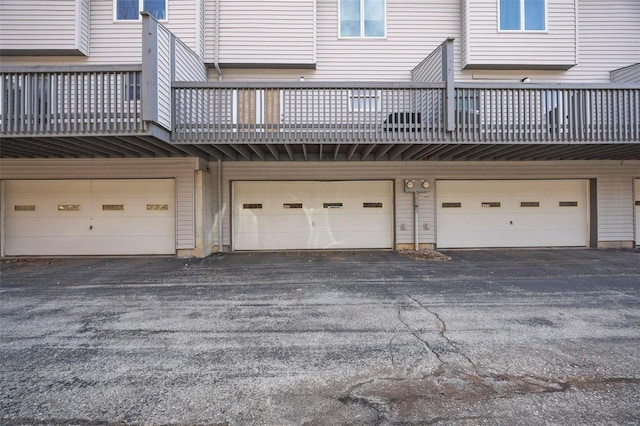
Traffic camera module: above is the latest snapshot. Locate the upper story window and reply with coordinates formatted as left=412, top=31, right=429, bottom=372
left=115, top=0, right=167, bottom=21
left=499, top=0, right=545, bottom=31
left=339, top=0, right=386, bottom=38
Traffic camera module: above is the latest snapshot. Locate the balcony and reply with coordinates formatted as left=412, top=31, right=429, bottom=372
left=1, top=67, right=145, bottom=137
left=172, top=82, right=639, bottom=145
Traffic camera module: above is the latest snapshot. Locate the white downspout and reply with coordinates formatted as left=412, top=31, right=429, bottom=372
left=214, top=0, right=223, bottom=81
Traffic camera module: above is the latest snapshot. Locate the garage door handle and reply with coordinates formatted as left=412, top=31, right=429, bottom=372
left=509, top=221, right=513, bottom=225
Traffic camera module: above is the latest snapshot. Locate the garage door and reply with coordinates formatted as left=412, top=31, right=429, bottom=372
left=233, top=181, right=393, bottom=250
left=437, top=180, right=589, bottom=248
left=634, top=179, right=640, bottom=247
left=4, top=179, right=175, bottom=255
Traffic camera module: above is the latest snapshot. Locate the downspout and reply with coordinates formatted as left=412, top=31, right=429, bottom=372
left=217, top=159, right=224, bottom=254
left=214, top=0, right=223, bottom=81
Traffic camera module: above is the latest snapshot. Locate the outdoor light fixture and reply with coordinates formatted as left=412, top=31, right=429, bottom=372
left=404, top=179, right=430, bottom=193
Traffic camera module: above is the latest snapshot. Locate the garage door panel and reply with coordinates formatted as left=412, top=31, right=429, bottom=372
left=233, top=181, right=393, bottom=250
left=4, top=179, right=176, bottom=256
left=5, top=217, right=90, bottom=237
left=437, top=180, right=589, bottom=248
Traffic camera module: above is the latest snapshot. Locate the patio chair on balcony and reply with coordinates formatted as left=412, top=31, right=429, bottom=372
left=383, top=112, right=422, bottom=132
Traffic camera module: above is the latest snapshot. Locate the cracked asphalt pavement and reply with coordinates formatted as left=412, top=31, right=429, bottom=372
left=1, top=249, right=639, bottom=425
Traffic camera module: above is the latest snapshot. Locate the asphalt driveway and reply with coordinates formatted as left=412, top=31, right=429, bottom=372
left=1, top=249, right=639, bottom=425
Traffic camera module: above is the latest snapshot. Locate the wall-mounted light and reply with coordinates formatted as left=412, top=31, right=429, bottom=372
left=521, top=77, right=531, bottom=83
left=404, top=179, right=430, bottom=193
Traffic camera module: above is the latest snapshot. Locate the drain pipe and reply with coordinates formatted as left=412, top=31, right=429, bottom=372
left=217, top=159, right=223, bottom=254
left=214, top=0, right=223, bottom=81
left=414, top=192, right=419, bottom=251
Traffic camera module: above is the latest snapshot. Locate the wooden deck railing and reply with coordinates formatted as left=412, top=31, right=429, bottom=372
left=0, top=67, right=145, bottom=136
left=2, top=70, right=637, bottom=145
left=172, top=82, right=639, bottom=144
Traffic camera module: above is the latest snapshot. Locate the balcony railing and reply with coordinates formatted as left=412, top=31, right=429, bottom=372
left=173, top=82, right=447, bottom=143
left=173, top=82, right=639, bottom=144
left=0, top=67, right=145, bottom=136
left=1, top=70, right=637, bottom=145
left=454, top=83, right=640, bottom=142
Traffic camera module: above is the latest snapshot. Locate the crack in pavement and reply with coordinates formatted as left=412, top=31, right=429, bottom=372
left=396, top=304, right=444, bottom=365
left=398, top=294, right=479, bottom=375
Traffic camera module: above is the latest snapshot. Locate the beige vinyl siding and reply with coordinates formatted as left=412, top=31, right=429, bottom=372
left=0, top=0, right=199, bottom=66
left=462, top=0, right=578, bottom=70
left=220, top=0, right=638, bottom=84
left=314, top=0, right=460, bottom=81
left=0, top=157, right=202, bottom=249
left=0, top=0, right=89, bottom=55
left=204, top=0, right=217, bottom=64
left=217, top=0, right=315, bottom=66
left=597, top=174, right=635, bottom=242
left=458, top=0, right=640, bottom=82
left=216, top=161, right=639, bottom=248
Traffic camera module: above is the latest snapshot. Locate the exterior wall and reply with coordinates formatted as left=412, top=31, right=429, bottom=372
left=216, top=161, right=640, bottom=250
left=611, top=64, right=640, bottom=83
left=0, top=157, right=202, bottom=251
left=0, top=0, right=637, bottom=84
left=216, top=0, right=315, bottom=67
left=0, top=0, right=90, bottom=56
left=0, top=0, right=200, bottom=66
left=215, top=0, right=639, bottom=84
left=461, top=0, right=577, bottom=70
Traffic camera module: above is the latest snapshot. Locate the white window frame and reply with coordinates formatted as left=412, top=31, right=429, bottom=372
left=497, top=0, right=547, bottom=32
left=348, top=89, right=381, bottom=112
left=113, top=0, right=168, bottom=22
left=338, top=0, right=387, bottom=39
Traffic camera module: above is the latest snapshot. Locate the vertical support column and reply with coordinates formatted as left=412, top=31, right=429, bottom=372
left=0, top=180, right=5, bottom=257
left=442, top=38, right=456, bottom=132
left=141, top=12, right=159, bottom=124
left=218, top=159, right=224, bottom=254
left=414, top=191, right=419, bottom=251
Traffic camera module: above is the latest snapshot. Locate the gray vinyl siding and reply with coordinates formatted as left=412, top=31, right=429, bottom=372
left=217, top=0, right=315, bottom=66
left=0, top=157, right=201, bottom=249
left=0, top=0, right=89, bottom=55
left=611, top=64, right=640, bottom=83
left=157, top=25, right=173, bottom=130
left=78, top=0, right=91, bottom=55
left=216, top=161, right=640, bottom=248
left=174, top=40, right=208, bottom=81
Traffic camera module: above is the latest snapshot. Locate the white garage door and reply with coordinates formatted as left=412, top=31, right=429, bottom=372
left=4, top=179, right=175, bottom=255
left=437, top=180, right=589, bottom=248
left=634, top=179, right=640, bottom=247
left=233, top=181, right=393, bottom=250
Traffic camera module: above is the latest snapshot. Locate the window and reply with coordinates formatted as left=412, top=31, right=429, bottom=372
left=127, top=72, right=141, bottom=101
left=115, top=0, right=167, bottom=21
left=499, top=0, right=545, bottom=31
left=339, top=0, right=385, bottom=38
left=349, top=89, right=381, bottom=112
